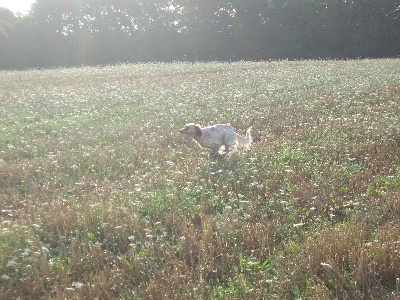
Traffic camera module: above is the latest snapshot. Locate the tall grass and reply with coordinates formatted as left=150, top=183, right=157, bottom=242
left=1, top=59, right=399, bottom=299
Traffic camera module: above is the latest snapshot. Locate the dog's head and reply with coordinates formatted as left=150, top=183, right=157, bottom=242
left=179, top=123, right=202, bottom=138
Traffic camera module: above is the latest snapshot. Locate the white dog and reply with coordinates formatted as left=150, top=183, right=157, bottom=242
left=179, top=123, right=252, bottom=157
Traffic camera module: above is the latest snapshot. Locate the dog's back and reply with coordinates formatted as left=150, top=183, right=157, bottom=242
left=200, top=124, right=235, bottom=148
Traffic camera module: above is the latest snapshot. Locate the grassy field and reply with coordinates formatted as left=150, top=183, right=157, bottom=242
left=0, top=59, right=399, bottom=299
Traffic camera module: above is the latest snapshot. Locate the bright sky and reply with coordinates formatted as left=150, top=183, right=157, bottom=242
left=0, top=0, right=35, bottom=14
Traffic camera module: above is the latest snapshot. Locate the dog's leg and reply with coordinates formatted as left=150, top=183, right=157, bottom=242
left=224, top=144, right=230, bottom=154
left=224, top=135, right=235, bottom=154
left=209, top=147, right=220, bottom=159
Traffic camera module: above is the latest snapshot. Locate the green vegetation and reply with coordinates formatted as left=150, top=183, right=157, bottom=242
left=0, top=59, right=399, bottom=299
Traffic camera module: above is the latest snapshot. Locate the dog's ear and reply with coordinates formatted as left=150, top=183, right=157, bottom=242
left=194, top=125, right=202, bottom=136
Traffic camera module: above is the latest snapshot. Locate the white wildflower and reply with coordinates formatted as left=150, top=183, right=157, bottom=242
left=7, top=261, right=17, bottom=268
left=321, top=262, right=333, bottom=270
left=72, top=282, right=85, bottom=289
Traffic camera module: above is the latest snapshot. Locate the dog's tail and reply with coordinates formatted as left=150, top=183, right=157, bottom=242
left=235, top=127, right=252, bottom=149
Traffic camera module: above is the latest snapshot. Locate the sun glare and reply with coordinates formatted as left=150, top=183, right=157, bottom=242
left=0, top=0, right=35, bottom=14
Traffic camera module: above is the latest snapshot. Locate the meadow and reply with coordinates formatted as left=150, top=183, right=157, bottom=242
left=0, top=59, right=399, bottom=299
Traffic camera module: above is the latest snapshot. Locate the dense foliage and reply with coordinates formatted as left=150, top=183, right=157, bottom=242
left=0, top=0, right=399, bottom=69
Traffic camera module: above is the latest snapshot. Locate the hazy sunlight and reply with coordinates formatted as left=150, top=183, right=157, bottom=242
left=0, top=0, right=35, bottom=14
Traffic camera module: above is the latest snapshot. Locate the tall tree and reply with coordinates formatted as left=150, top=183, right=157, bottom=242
left=0, top=8, right=18, bottom=69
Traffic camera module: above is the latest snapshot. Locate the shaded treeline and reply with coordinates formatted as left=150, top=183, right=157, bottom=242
left=0, top=0, right=399, bottom=69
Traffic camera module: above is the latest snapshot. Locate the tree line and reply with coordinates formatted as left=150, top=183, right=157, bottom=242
left=1, top=0, right=399, bottom=69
